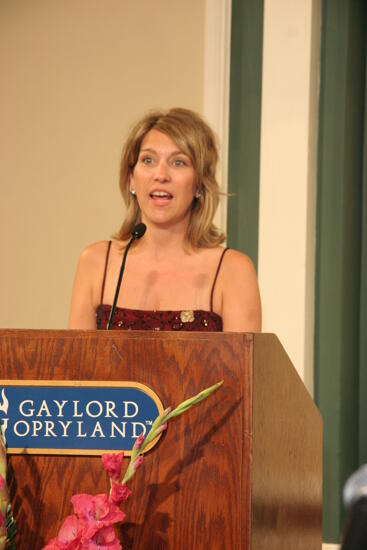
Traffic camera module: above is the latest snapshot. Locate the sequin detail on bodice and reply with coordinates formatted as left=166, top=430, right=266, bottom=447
left=96, top=304, right=222, bottom=331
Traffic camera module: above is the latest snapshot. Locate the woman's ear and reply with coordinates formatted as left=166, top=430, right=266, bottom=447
left=128, top=170, right=134, bottom=191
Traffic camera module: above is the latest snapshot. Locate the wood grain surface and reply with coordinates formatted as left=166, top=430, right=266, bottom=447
left=0, top=330, right=253, bottom=549
left=252, top=334, right=323, bottom=550
left=0, top=330, right=322, bottom=549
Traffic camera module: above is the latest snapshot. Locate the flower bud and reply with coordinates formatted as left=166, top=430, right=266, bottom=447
left=134, top=434, right=145, bottom=450
left=133, top=456, right=143, bottom=472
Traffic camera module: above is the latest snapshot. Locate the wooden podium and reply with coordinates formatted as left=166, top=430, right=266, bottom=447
left=0, top=330, right=322, bottom=549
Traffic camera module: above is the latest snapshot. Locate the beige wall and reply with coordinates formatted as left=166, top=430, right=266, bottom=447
left=0, top=0, right=206, bottom=328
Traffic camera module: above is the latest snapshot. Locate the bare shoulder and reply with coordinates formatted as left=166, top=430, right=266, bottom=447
left=69, top=240, right=112, bottom=329
left=73, top=240, right=112, bottom=294
left=221, top=248, right=257, bottom=278
left=218, top=248, right=261, bottom=332
left=78, top=240, right=111, bottom=268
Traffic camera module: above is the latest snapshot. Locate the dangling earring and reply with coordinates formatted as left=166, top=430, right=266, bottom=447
left=195, top=191, right=201, bottom=199
left=130, top=189, right=136, bottom=196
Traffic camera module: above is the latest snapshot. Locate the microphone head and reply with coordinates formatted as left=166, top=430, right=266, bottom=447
left=131, top=223, right=146, bottom=240
left=344, top=465, right=367, bottom=509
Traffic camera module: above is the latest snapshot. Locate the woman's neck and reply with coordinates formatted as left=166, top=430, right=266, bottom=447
left=132, top=223, right=193, bottom=259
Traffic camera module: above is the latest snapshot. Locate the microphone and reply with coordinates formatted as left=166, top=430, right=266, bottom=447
left=106, top=223, right=146, bottom=330
left=342, top=465, right=367, bottom=550
left=131, top=222, right=147, bottom=240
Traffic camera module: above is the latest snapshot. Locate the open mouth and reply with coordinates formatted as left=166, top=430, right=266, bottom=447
left=150, top=191, right=173, bottom=201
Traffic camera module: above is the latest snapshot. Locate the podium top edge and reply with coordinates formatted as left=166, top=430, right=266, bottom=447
left=0, top=329, right=277, bottom=338
left=0, top=328, right=265, bottom=339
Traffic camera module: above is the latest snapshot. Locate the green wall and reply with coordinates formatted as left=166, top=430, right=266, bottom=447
left=227, top=0, right=263, bottom=268
left=315, top=0, right=367, bottom=541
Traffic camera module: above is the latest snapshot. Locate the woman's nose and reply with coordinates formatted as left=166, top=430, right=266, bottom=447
left=154, top=160, right=170, bottom=182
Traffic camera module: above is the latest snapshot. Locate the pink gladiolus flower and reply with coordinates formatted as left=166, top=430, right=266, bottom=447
left=42, top=542, right=60, bottom=549
left=42, top=514, right=82, bottom=549
left=0, top=511, right=4, bottom=527
left=101, top=452, right=124, bottom=481
left=0, top=475, right=5, bottom=491
left=134, top=434, right=145, bottom=449
left=109, top=483, right=132, bottom=505
left=71, top=493, right=125, bottom=540
left=58, top=515, right=83, bottom=543
left=133, top=456, right=143, bottom=472
left=84, top=525, right=122, bottom=549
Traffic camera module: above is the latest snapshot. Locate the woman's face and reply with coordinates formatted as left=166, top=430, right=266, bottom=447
left=129, top=129, right=197, bottom=231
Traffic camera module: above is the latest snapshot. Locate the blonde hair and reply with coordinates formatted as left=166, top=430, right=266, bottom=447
left=115, top=107, right=225, bottom=248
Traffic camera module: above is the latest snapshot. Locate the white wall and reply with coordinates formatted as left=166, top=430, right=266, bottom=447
left=258, top=0, right=321, bottom=395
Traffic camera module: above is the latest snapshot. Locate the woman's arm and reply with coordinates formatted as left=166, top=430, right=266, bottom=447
left=68, top=242, right=107, bottom=329
left=220, top=250, right=262, bottom=332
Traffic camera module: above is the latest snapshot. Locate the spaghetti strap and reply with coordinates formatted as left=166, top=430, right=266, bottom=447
left=210, top=248, right=229, bottom=312
left=100, top=241, right=112, bottom=304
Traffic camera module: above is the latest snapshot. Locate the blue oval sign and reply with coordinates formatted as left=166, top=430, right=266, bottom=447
left=0, top=381, right=164, bottom=456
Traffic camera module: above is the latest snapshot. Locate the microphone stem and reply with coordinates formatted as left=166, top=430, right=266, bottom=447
left=106, top=237, right=136, bottom=330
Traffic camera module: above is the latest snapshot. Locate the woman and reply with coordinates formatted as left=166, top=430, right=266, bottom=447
left=69, top=108, right=261, bottom=332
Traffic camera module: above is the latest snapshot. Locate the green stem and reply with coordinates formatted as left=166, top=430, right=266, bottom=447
left=121, top=381, right=223, bottom=485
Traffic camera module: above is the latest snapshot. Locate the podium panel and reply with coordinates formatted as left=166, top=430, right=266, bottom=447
left=0, top=330, right=322, bottom=549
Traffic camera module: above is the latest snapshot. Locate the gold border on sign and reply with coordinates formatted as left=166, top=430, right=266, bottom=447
left=0, top=380, right=164, bottom=456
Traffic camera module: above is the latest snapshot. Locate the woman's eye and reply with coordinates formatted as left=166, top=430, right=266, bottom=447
left=173, top=159, right=186, bottom=167
left=141, top=156, right=153, bottom=165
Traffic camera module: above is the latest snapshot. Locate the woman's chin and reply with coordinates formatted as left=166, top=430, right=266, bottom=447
left=142, top=214, right=190, bottom=232
left=141, top=208, right=192, bottom=230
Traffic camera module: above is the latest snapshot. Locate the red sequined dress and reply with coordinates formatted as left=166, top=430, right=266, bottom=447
left=96, top=242, right=228, bottom=332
